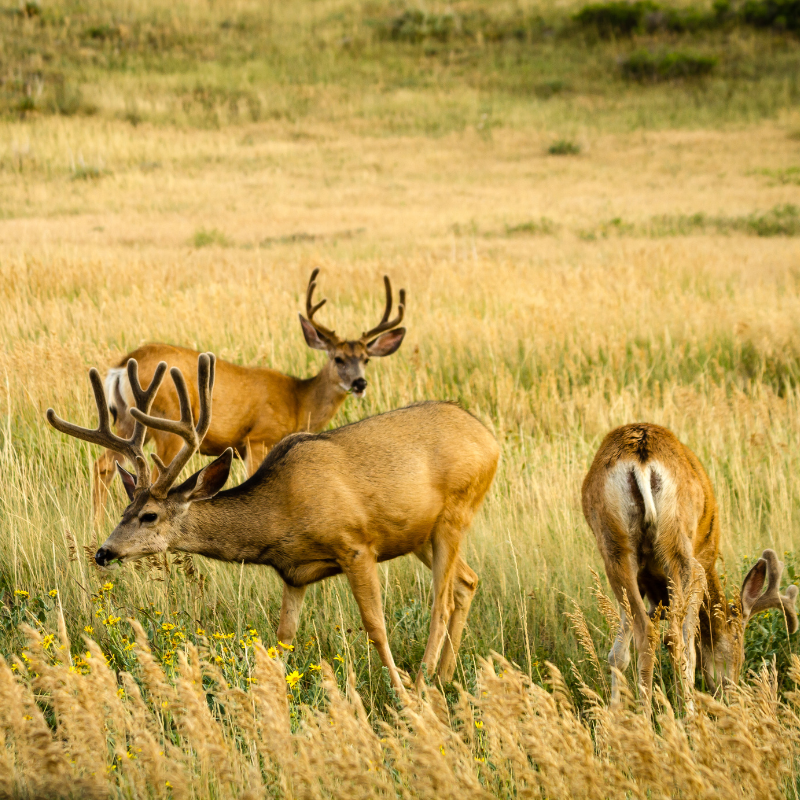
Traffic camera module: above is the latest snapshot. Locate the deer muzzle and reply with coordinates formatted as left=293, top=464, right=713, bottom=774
left=95, top=546, right=120, bottom=569
left=351, top=377, right=367, bottom=397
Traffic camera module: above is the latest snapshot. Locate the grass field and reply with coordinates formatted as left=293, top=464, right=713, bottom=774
left=3, top=0, right=800, bottom=796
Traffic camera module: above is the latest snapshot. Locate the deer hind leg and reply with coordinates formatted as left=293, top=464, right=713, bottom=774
left=417, top=532, right=461, bottom=689
left=437, top=558, right=478, bottom=683
left=92, top=449, right=126, bottom=525
left=344, top=551, right=404, bottom=693
left=276, top=582, right=308, bottom=649
left=608, top=604, right=634, bottom=705
left=608, top=555, right=654, bottom=710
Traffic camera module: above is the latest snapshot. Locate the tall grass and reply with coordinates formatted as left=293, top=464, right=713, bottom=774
left=2, top=622, right=799, bottom=799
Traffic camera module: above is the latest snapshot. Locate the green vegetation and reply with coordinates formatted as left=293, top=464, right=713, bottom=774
left=620, top=49, right=717, bottom=80
left=191, top=227, right=232, bottom=248
left=547, top=138, right=582, bottom=154
left=1, top=0, right=800, bottom=132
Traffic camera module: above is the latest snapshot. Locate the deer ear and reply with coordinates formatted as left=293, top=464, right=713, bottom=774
left=299, top=314, right=330, bottom=351
left=116, top=463, right=137, bottom=501
left=174, top=449, right=233, bottom=502
left=741, top=557, right=767, bottom=619
left=366, top=327, right=406, bottom=357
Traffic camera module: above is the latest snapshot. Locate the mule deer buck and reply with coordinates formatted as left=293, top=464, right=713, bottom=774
left=91, top=269, right=406, bottom=524
left=47, top=353, right=499, bottom=692
left=582, top=423, right=798, bottom=708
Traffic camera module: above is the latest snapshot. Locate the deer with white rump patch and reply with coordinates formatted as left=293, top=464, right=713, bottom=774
left=47, top=353, right=499, bottom=692
left=582, top=422, right=798, bottom=708
left=91, top=269, right=406, bottom=524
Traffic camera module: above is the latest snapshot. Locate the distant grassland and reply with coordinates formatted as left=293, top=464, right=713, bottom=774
left=2, top=0, right=800, bottom=796
left=2, top=0, right=800, bottom=133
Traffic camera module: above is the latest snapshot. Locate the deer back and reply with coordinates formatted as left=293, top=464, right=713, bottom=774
left=197, top=401, right=500, bottom=572
left=115, top=344, right=304, bottom=455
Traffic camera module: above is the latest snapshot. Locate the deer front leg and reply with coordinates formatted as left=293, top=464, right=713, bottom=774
left=276, top=582, right=307, bottom=649
left=344, top=552, right=405, bottom=694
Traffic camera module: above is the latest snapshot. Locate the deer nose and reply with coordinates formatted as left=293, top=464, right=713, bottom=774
left=351, top=378, right=367, bottom=394
left=95, top=547, right=113, bottom=567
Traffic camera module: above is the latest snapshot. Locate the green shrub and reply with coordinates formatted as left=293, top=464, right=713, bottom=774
left=574, top=1, right=658, bottom=37
left=621, top=50, right=717, bottom=81
left=505, top=218, right=558, bottom=235
left=548, top=139, right=581, bottom=155
left=741, top=0, right=800, bottom=32
left=192, top=227, right=231, bottom=247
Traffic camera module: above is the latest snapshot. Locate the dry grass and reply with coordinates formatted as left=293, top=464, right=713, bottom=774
left=4, top=621, right=800, bottom=799
left=2, top=2, right=800, bottom=793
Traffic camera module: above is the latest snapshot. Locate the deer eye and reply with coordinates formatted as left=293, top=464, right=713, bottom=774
left=364, top=358, right=370, bottom=365
left=140, top=512, right=158, bottom=524
left=334, top=357, right=345, bottom=365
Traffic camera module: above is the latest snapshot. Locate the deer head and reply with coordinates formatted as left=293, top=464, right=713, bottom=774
left=699, top=549, right=798, bottom=689
left=47, top=354, right=233, bottom=568
left=298, top=269, right=406, bottom=398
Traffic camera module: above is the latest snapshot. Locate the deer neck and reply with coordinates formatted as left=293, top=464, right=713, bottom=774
left=175, top=488, right=282, bottom=565
left=294, top=359, right=349, bottom=433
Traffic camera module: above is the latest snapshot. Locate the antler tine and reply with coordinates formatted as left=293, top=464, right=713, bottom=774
left=362, top=276, right=405, bottom=340
left=130, top=353, right=215, bottom=498
left=46, top=365, right=163, bottom=489
left=126, top=359, right=168, bottom=449
left=305, top=268, right=336, bottom=340
left=748, top=549, right=799, bottom=632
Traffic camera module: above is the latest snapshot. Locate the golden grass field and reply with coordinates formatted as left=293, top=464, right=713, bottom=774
left=3, top=0, right=800, bottom=795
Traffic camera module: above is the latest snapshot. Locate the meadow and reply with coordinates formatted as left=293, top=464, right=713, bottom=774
left=2, top=0, right=800, bottom=796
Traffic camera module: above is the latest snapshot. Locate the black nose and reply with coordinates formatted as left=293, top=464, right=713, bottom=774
left=352, top=378, right=367, bottom=393
left=95, top=547, right=112, bottom=567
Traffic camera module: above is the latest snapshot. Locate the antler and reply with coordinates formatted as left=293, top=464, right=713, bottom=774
left=47, top=359, right=167, bottom=490
left=361, top=275, right=405, bottom=341
left=305, top=268, right=337, bottom=342
left=129, top=353, right=215, bottom=499
left=742, top=549, right=799, bottom=633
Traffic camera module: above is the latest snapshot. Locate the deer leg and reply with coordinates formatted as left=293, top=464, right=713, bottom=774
left=245, top=439, right=269, bottom=478
left=275, top=582, right=307, bottom=648
left=437, top=558, right=478, bottom=682
left=608, top=605, right=633, bottom=704
left=608, top=557, right=653, bottom=710
left=417, top=535, right=459, bottom=689
left=344, top=553, right=404, bottom=693
left=672, top=554, right=704, bottom=711
left=92, top=449, right=126, bottom=525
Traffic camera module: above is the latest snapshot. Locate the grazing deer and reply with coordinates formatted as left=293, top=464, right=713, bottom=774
left=47, top=354, right=499, bottom=692
left=91, top=269, right=406, bottom=524
left=582, top=423, right=798, bottom=707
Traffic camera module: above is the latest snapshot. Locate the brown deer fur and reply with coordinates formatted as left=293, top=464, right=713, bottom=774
left=582, top=423, right=797, bottom=706
left=92, top=270, right=406, bottom=523
left=47, top=355, right=499, bottom=693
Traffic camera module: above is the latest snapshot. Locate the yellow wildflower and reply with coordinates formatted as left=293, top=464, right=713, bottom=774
left=84, top=626, right=93, bottom=634
left=14, top=590, right=28, bottom=598
left=266, top=647, right=278, bottom=659
left=103, top=615, right=121, bottom=626
left=161, top=623, right=175, bottom=632
left=48, top=589, right=58, bottom=598
left=285, top=670, right=303, bottom=689
left=102, top=582, right=114, bottom=592
left=475, top=721, right=484, bottom=729
left=333, top=654, right=344, bottom=663
left=278, top=641, right=294, bottom=651
left=196, top=628, right=206, bottom=636
left=309, top=663, right=322, bottom=671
